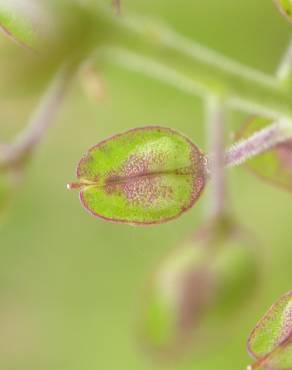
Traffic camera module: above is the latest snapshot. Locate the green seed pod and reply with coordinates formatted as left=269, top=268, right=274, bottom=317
left=0, top=0, right=97, bottom=51
left=247, top=291, right=292, bottom=370
left=193, top=218, right=258, bottom=317
left=68, top=126, right=206, bottom=225
left=275, top=0, right=292, bottom=23
left=210, top=233, right=258, bottom=316
left=138, top=240, right=211, bottom=360
left=138, top=218, right=258, bottom=361
left=0, top=0, right=118, bottom=94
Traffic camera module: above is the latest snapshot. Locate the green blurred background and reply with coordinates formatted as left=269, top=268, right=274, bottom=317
left=1, top=1, right=292, bottom=369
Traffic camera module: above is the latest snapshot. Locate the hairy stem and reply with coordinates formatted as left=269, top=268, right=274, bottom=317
left=99, top=47, right=290, bottom=119
left=92, top=5, right=292, bottom=119
left=99, top=47, right=208, bottom=98
left=98, top=46, right=292, bottom=165
left=206, top=97, right=228, bottom=218
left=1, top=64, right=74, bottom=168
left=226, top=119, right=292, bottom=168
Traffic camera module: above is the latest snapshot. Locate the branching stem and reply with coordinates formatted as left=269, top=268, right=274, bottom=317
left=96, top=7, right=292, bottom=119
left=1, top=64, right=74, bottom=168
left=99, top=47, right=290, bottom=119
left=2, top=5, right=292, bottom=188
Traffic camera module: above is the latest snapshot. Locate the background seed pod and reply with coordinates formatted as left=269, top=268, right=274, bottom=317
left=138, top=240, right=212, bottom=360
left=275, top=0, right=292, bottom=23
left=138, top=219, right=258, bottom=361
left=196, top=219, right=258, bottom=317
left=209, top=233, right=258, bottom=316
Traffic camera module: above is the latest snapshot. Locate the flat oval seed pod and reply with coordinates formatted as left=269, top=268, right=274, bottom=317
left=275, top=0, right=292, bottom=23
left=68, top=126, right=206, bottom=225
left=247, top=290, right=292, bottom=370
left=0, top=0, right=41, bottom=50
left=138, top=220, right=257, bottom=361
left=237, top=117, right=292, bottom=192
left=138, top=241, right=212, bottom=360
left=210, top=237, right=258, bottom=316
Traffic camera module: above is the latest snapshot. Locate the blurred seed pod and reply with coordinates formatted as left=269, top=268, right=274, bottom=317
left=138, top=239, right=211, bottom=360
left=0, top=0, right=48, bottom=50
left=0, top=0, right=102, bottom=51
left=275, top=0, right=292, bottom=23
left=138, top=218, right=258, bottom=361
left=0, top=0, right=114, bottom=94
left=208, top=226, right=258, bottom=317
left=182, top=219, right=258, bottom=320
left=237, top=117, right=292, bottom=192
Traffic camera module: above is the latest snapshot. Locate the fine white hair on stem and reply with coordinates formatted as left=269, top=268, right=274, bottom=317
left=226, top=119, right=292, bottom=168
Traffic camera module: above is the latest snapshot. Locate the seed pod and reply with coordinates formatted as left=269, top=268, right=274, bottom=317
left=191, top=219, right=258, bottom=317
left=275, top=0, right=292, bottom=23
left=68, top=126, right=206, bottom=225
left=138, top=218, right=258, bottom=361
left=138, top=239, right=211, bottom=360
left=0, top=0, right=52, bottom=50
left=247, top=290, right=292, bottom=370
left=210, top=230, right=258, bottom=316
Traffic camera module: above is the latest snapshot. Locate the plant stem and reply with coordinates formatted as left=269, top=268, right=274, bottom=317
left=95, top=48, right=292, bottom=171
left=206, top=96, right=228, bottom=218
left=276, top=38, right=292, bottom=82
left=99, top=47, right=209, bottom=98
left=100, top=47, right=290, bottom=119
left=1, top=64, right=74, bottom=168
left=225, top=119, right=292, bottom=168
left=94, top=6, right=292, bottom=119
